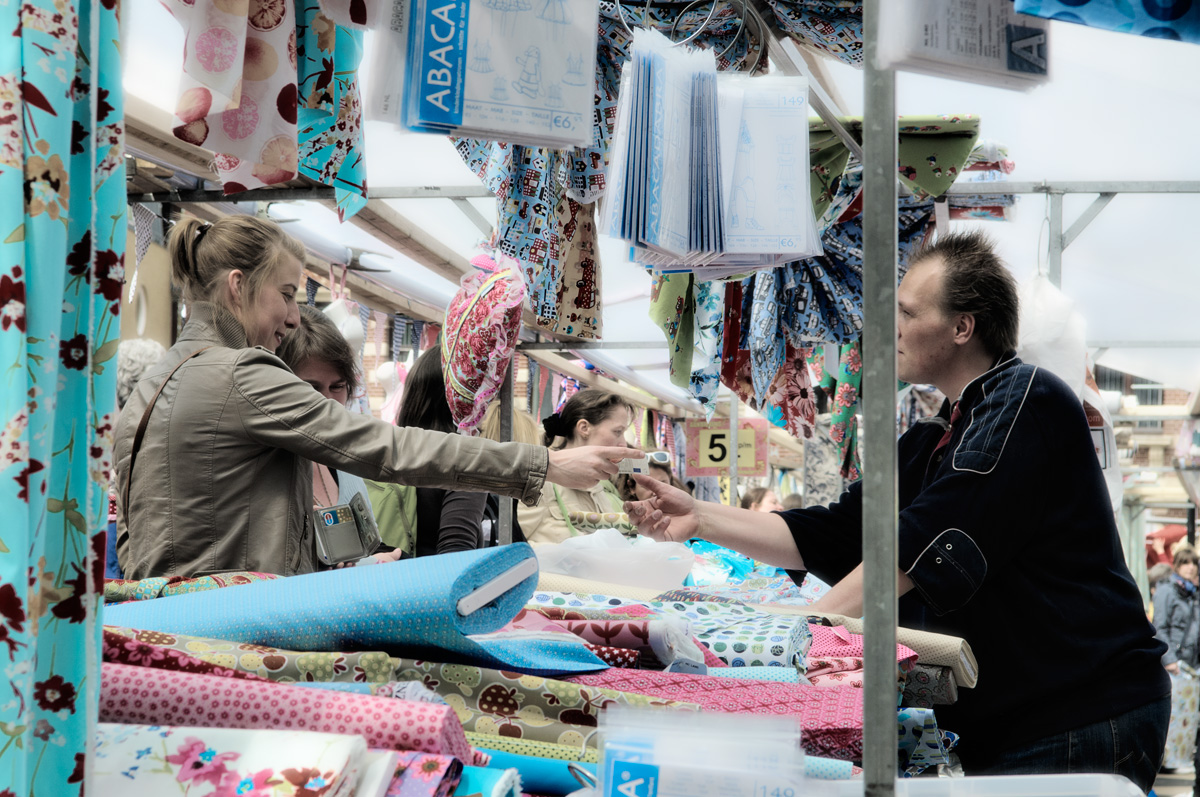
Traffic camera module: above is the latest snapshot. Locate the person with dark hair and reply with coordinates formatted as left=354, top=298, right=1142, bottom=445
left=520, top=389, right=635, bottom=544
left=114, top=216, right=635, bottom=579
left=275, top=305, right=372, bottom=521
left=364, top=348, right=490, bottom=557
left=624, top=231, right=1169, bottom=790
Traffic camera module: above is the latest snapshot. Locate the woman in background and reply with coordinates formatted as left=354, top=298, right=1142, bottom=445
left=519, top=390, right=633, bottom=544
left=740, top=486, right=782, bottom=513
left=365, top=348, right=490, bottom=556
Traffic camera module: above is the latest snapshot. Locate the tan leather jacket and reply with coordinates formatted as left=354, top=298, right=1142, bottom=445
left=114, top=303, right=548, bottom=579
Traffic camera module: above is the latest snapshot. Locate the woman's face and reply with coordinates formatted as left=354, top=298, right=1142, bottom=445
left=1179, top=560, right=1199, bottom=584
left=571, top=407, right=631, bottom=449
left=240, top=254, right=303, bottom=352
left=634, top=465, right=671, bottom=502
left=294, top=358, right=349, bottom=405
left=754, top=491, right=782, bottom=513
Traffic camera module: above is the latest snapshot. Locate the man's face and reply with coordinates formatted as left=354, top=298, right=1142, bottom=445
left=897, top=257, right=960, bottom=388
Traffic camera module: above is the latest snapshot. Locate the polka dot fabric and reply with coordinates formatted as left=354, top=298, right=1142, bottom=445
left=105, top=545, right=606, bottom=675
left=100, top=663, right=473, bottom=758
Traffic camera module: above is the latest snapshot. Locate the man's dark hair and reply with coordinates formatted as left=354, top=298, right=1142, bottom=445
left=908, top=230, right=1019, bottom=358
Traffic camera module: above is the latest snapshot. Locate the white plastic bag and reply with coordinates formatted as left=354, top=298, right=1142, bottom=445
left=534, top=529, right=692, bottom=591
left=1017, top=274, right=1086, bottom=397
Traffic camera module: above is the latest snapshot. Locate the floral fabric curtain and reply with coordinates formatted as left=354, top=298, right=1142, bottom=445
left=0, top=0, right=125, bottom=790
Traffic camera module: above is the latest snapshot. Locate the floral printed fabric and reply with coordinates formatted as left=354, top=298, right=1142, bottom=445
left=896, top=706, right=958, bottom=775
left=100, top=662, right=475, bottom=758
left=296, top=1, right=368, bottom=220
left=392, top=659, right=697, bottom=754
left=1015, top=0, right=1200, bottom=44
left=388, top=752, right=464, bottom=797
left=0, top=0, right=125, bottom=788
left=165, top=0, right=300, bottom=192
left=94, top=722, right=367, bottom=797
left=104, top=571, right=279, bottom=602
left=442, top=262, right=526, bottom=434
left=689, top=280, right=725, bottom=415
left=103, top=627, right=276, bottom=681
left=1163, top=671, right=1199, bottom=769
left=104, top=625, right=399, bottom=682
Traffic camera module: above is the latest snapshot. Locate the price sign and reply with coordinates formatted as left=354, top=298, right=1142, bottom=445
left=685, top=418, right=769, bottom=477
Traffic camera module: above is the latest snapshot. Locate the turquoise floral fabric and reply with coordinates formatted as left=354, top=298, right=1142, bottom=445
left=0, top=0, right=125, bottom=789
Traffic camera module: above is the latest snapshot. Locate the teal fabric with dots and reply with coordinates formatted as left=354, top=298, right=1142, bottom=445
left=705, top=666, right=802, bottom=684
left=106, top=545, right=607, bottom=676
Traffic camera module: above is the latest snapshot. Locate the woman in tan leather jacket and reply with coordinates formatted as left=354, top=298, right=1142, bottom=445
left=113, top=216, right=633, bottom=579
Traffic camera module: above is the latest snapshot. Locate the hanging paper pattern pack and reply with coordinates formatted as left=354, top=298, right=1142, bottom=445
left=296, top=5, right=369, bottom=221
left=164, top=0, right=300, bottom=192
left=401, top=0, right=599, bottom=147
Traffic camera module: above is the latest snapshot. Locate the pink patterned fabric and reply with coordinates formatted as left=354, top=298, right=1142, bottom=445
left=563, top=669, right=865, bottom=760
left=442, top=262, right=526, bottom=435
left=809, top=625, right=916, bottom=663
left=165, top=0, right=299, bottom=193
left=100, top=663, right=472, bottom=758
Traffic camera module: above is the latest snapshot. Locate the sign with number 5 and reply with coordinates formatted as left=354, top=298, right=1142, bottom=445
left=684, top=417, right=769, bottom=477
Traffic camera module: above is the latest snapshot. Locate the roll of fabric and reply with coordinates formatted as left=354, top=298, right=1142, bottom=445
left=93, top=722, right=367, bottom=797
left=104, top=571, right=279, bottom=603
left=473, top=749, right=593, bottom=796
left=453, top=766, right=521, bottom=797
left=106, top=545, right=606, bottom=675
left=463, top=733, right=599, bottom=765
left=100, top=663, right=473, bottom=759
left=535, top=573, right=663, bottom=602
left=384, top=751, right=465, bottom=797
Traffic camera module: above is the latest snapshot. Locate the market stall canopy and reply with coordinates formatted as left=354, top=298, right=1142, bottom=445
left=124, top=0, right=1200, bottom=393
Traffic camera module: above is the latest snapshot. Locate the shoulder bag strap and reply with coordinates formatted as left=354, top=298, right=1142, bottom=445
left=122, top=346, right=213, bottom=513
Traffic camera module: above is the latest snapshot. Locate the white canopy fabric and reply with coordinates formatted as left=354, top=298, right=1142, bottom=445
left=124, top=1, right=1200, bottom=394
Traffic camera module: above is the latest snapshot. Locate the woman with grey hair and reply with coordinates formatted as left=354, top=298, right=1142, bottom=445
left=116, top=338, right=167, bottom=408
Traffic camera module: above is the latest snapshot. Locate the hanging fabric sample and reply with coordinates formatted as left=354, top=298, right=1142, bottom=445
left=453, top=0, right=761, bottom=333
left=296, top=4, right=369, bottom=220
left=164, top=0, right=299, bottom=192
left=765, top=1, right=863, bottom=66
left=1016, top=0, right=1200, bottom=44
left=442, top=260, right=526, bottom=434
left=0, top=0, right=126, bottom=789
left=648, top=273, right=694, bottom=389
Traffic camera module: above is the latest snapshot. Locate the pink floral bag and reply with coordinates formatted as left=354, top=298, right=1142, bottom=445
left=441, top=257, right=526, bottom=435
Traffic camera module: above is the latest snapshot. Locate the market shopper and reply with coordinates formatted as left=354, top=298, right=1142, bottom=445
left=625, top=231, right=1170, bottom=791
left=740, top=486, right=782, bottom=512
left=365, top=347, right=490, bottom=557
left=114, top=216, right=635, bottom=579
left=519, top=389, right=634, bottom=544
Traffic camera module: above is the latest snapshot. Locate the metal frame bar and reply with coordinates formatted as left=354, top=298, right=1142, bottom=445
left=127, top=185, right=493, bottom=204
left=1063, top=193, right=1116, bottom=249
left=862, top=1, right=899, bottom=792
left=944, top=180, right=1200, bottom=194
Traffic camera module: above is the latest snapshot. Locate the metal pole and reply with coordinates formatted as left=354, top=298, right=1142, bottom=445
left=729, top=394, right=739, bottom=506
left=1048, top=192, right=1064, bottom=288
left=1189, top=505, right=1196, bottom=547
left=863, top=1, right=899, bottom=794
left=498, top=360, right=514, bottom=545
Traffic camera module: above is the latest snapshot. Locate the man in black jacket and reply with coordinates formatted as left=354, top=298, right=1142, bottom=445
left=626, top=231, right=1169, bottom=791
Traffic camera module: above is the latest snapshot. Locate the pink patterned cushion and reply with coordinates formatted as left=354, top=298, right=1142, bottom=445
left=442, top=258, right=526, bottom=435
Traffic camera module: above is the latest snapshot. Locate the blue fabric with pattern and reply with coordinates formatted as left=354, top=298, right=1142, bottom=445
left=107, top=545, right=607, bottom=676
left=1015, top=0, right=1200, bottom=43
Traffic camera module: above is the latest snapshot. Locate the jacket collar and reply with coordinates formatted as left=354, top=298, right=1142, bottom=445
left=956, top=351, right=1021, bottom=410
left=178, top=302, right=250, bottom=349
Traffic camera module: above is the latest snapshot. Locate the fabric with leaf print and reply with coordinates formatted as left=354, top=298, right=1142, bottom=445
left=100, top=662, right=475, bottom=758
left=104, top=625, right=399, bottom=683
left=391, top=659, right=697, bottom=754
left=161, top=0, right=300, bottom=193
left=689, top=279, right=724, bottom=416
left=0, top=0, right=125, bottom=789
left=295, top=0, right=368, bottom=220
left=93, top=722, right=367, bottom=797
left=104, top=570, right=280, bottom=603
left=386, top=751, right=463, bottom=797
